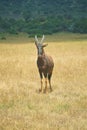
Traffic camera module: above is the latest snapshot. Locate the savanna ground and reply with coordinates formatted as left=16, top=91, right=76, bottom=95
left=0, top=33, right=87, bottom=130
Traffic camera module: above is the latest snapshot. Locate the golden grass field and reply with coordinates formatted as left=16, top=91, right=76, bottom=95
left=0, top=33, right=87, bottom=130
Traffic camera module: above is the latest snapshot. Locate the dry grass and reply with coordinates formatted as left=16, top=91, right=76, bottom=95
left=0, top=33, right=87, bottom=130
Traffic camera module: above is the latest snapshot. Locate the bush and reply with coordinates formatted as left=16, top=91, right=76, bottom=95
left=0, top=36, right=6, bottom=40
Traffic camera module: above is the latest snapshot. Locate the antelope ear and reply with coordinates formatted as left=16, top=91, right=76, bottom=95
left=42, top=44, right=48, bottom=47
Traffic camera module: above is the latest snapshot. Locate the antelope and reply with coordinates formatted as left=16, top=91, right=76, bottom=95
left=35, top=35, right=54, bottom=93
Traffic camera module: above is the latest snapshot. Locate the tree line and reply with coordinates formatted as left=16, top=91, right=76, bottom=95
left=0, top=0, right=87, bottom=36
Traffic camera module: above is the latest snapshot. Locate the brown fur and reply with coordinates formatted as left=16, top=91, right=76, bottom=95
left=35, top=35, right=54, bottom=93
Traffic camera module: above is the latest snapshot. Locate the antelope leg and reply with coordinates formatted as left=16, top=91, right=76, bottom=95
left=38, top=71, right=43, bottom=92
left=39, top=79, right=43, bottom=92
left=44, top=78, right=47, bottom=93
left=48, top=73, right=53, bottom=92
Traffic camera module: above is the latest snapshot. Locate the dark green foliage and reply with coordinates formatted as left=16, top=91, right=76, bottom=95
left=73, top=18, right=87, bottom=33
left=0, top=37, right=6, bottom=40
left=0, top=0, right=87, bottom=35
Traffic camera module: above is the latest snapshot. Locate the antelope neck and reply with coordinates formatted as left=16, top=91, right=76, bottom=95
left=38, top=53, right=46, bottom=65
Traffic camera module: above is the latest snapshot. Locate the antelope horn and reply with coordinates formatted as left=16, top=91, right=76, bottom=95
left=35, top=35, right=39, bottom=44
left=41, top=35, right=45, bottom=44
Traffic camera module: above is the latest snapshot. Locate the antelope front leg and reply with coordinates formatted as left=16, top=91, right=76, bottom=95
left=39, top=71, right=43, bottom=92
left=48, top=73, right=53, bottom=92
left=39, top=78, right=43, bottom=92
left=49, top=79, right=52, bottom=92
left=44, top=78, right=47, bottom=93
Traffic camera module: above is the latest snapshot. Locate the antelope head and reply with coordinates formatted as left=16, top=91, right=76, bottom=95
left=35, top=35, right=48, bottom=56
